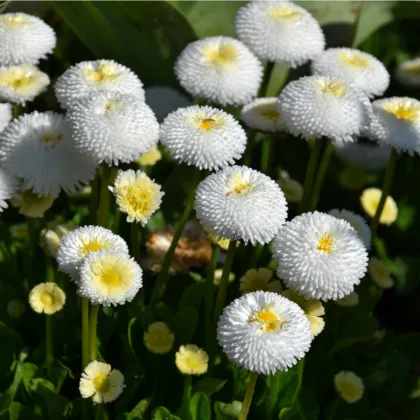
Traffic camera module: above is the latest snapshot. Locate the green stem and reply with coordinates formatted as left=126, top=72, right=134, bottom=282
left=351, top=0, right=365, bottom=48
left=45, top=257, right=54, bottom=283
left=97, top=165, right=112, bottom=228
left=89, top=171, right=100, bottom=225
left=13, top=104, right=21, bottom=119
left=89, top=304, right=100, bottom=362
left=260, top=137, right=272, bottom=175
left=259, top=61, right=275, bottom=97
left=180, top=375, right=192, bottom=420
left=370, top=148, right=398, bottom=237
left=238, top=372, right=258, bottom=420
left=205, top=246, right=219, bottom=350
left=298, top=139, right=323, bottom=214
left=308, top=140, right=334, bottom=211
left=130, top=223, right=142, bottom=264
left=242, top=130, right=257, bottom=167
left=82, top=298, right=90, bottom=369
left=45, top=315, right=53, bottom=378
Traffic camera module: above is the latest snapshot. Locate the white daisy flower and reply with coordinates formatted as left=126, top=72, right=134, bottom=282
left=328, top=208, right=371, bottom=250
left=235, top=1, right=325, bottom=67
left=78, top=250, right=142, bottom=306
left=395, top=58, right=420, bottom=87
left=368, top=97, right=420, bottom=155
left=0, top=13, right=56, bottom=66
left=175, top=36, right=263, bottom=106
left=145, top=85, right=191, bottom=122
left=217, top=291, right=312, bottom=375
left=55, top=60, right=145, bottom=109
left=195, top=165, right=288, bottom=245
left=109, top=169, right=164, bottom=225
left=79, top=361, right=125, bottom=404
left=272, top=212, right=368, bottom=301
left=311, top=48, right=390, bottom=98
left=56, top=225, right=129, bottom=282
left=159, top=105, right=247, bottom=170
left=0, top=112, right=95, bottom=197
left=241, top=97, right=285, bottom=132
left=29, top=282, right=66, bottom=315
left=278, top=76, right=372, bottom=143
left=0, top=103, right=12, bottom=133
left=66, top=91, right=159, bottom=165
left=0, top=167, right=18, bottom=212
left=0, top=65, right=49, bottom=104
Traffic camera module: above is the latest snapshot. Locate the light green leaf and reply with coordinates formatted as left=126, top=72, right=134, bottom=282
left=193, top=378, right=226, bottom=397
left=190, top=392, right=211, bottom=420
left=152, top=406, right=181, bottom=420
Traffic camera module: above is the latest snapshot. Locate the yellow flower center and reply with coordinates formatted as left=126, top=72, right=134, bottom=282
left=184, top=354, right=203, bottom=370
left=267, top=5, right=301, bottom=21
left=41, top=133, right=63, bottom=146
left=82, top=241, right=103, bottom=255
left=84, top=63, right=118, bottom=83
left=100, top=268, right=121, bottom=286
left=0, top=69, right=37, bottom=90
left=260, top=110, right=280, bottom=122
left=383, top=101, right=420, bottom=121
left=249, top=308, right=286, bottom=332
left=317, top=79, right=347, bottom=97
left=338, top=51, right=369, bottom=68
left=93, top=373, right=111, bottom=394
left=40, top=292, right=53, bottom=306
left=225, top=172, right=252, bottom=197
left=317, top=235, right=334, bottom=254
left=203, top=43, right=237, bottom=67
left=2, top=15, right=27, bottom=27
left=200, top=118, right=216, bottom=131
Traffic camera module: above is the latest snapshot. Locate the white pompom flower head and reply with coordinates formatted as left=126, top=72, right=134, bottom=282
left=56, top=225, right=129, bottom=282
left=241, top=97, right=286, bottom=133
left=311, top=48, right=390, bottom=98
left=195, top=165, right=288, bottom=245
left=66, top=90, right=159, bottom=165
left=217, top=291, right=312, bottom=375
left=55, top=60, right=145, bottom=109
left=0, top=167, right=18, bottom=212
left=0, top=111, right=96, bottom=198
left=159, top=105, right=247, bottom=170
left=0, top=13, right=56, bottom=66
left=235, top=1, right=325, bottom=67
left=272, top=212, right=368, bottom=301
left=278, top=75, right=372, bottom=143
left=0, top=65, right=49, bottom=104
left=175, top=36, right=263, bottom=106
left=0, top=102, right=12, bottom=133
left=78, top=249, right=143, bottom=307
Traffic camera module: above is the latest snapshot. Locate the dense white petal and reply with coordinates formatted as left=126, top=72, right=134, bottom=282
left=0, top=103, right=12, bottom=133
left=241, top=97, right=286, bottom=132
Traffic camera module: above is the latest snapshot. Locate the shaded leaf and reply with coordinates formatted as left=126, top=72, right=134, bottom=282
left=193, top=378, right=226, bottom=397
left=190, top=392, right=211, bottom=420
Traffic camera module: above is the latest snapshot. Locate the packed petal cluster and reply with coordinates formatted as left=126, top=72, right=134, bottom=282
left=395, top=58, right=420, bottom=87
left=311, top=48, right=390, bottom=98
left=175, top=345, right=209, bottom=375
left=235, top=1, right=325, bottom=67
left=0, top=102, right=12, bottom=133
left=144, top=322, right=175, bottom=355
left=0, top=64, right=49, bottom=104
left=217, top=291, right=312, bottom=375
left=29, top=282, right=66, bottom=315
left=360, top=188, right=398, bottom=225
left=175, top=36, right=262, bottom=106
left=79, top=361, right=125, bottom=404
left=334, top=371, right=364, bottom=404
left=160, top=106, right=247, bottom=170
left=195, top=165, right=288, bottom=245
left=66, top=91, right=159, bottom=165
left=239, top=268, right=282, bottom=294
left=278, top=76, right=372, bottom=143
left=55, top=60, right=145, bottom=109
left=10, top=189, right=55, bottom=218
left=0, top=166, right=18, bottom=212
left=0, top=112, right=95, bottom=197
left=241, top=97, right=286, bottom=132
left=0, top=13, right=56, bottom=66
left=272, top=212, right=368, bottom=301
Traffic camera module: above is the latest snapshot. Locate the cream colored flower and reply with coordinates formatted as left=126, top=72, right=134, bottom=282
left=368, top=257, right=394, bottom=289
left=10, top=190, right=54, bottom=218
left=334, top=292, right=359, bottom=307
left=239, top=268, right=282, bottom=295
left=277, top=170, right=303, bottom=203
left=29, top=282, right=65, bottom=315
left=214, top=269, right=235, bottom=286
left=135, top=145, right=162, bottom=167
left=334, top=371, right=364, bottom=404
left=41, top=223, right=76, bottom=257
left=175, top=345, right=209, bottom=375
left=144, top=322, right=175, bottom=355
left=360, top=187, right=398, bottom=225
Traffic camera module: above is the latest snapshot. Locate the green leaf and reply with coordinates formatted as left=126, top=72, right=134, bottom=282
left=130, top=397, right=152, bottom=416
left=7, top=402, right=41, bottom=420
left=0, top=321, right=24, bottom=345
left=214, top=401, right=242, bottom=419
left=193, top=378, right=226, bottom=397
left=179, top=283, right=206, bottom=309
left=190, top=393, right=211, bottom=420
left=172, top=306, right=198, bottom=344
left=152, top=406, right=181, bottom=420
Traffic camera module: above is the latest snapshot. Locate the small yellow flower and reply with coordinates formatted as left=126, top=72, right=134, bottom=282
left=135, top=145, right=162, bottom=167
left=360, top=187, right=397, bottom=225
left=213, top=268, right=235, bottom=286
left=10, top=190, right=54, bottom=218
left=334, top=371, right=364, bottom=403
left=29, top=282, right=65, bottom=315
left=239, top=268, right=282, bottom=295
left=207, top=232, right=230, bottom=251
left=335, top=292, right=359, bottom=307
left=368, top=257, right=394, bottom=289
left=282, top=289, right=325, bottom=336
left=144, top=322, right=175, bottom=355
left=41, top=223, right=76, bottom=257
left=277, top=171, right=303, bottom=203
left=175, top=344, right=208, bottom=375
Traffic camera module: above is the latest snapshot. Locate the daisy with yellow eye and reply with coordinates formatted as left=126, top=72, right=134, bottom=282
left=144, top=322, right=175, bottom=355
left=395, top=58, right=420, bottom=87
left=29, top=282, right=66, bottom=315
left=241, top=97, right=285, bottom=132
left=175, top=345, right=209, bottom=375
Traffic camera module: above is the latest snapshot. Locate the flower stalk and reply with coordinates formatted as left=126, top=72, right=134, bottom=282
left=88, top=304, right=100, bottom=362
left=238, top=371, right=258, bottom=420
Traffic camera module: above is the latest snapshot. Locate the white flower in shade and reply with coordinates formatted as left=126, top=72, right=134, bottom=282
left=0, top=13, right=56, bottom=66
left=78, top=250, right=143, bottom=306
left=0, top=103, right=12, bottom=133
left=217, top=291, right=312, bottom=375
left=145, top=85, right=191, bottom=122
left=334, top=291, right=359, bottom=307
left=135, top=145, right=162, bottom=167
left=241, top=97, right=285, bottom=132
left=175, top=36, right=263, bottom=106
left=10, top=190, right=54, bottom=218
left=278, top=76, right=372, bottom=143
left=235, top=1, right=325, bottom=67
left=79, top=361, right=125, bottom=404
left=334, top=371, right=364, bottom=404
left=160, top=106, right=247, bottom=170
left=395, top=58, right=420, bottom=87
left=0, top=65, right=49, bottom=104
left=0, top=167, right=18, bottom=212
left=272, top=212, right=368, bottom=301
left=109, top=169, right=164, bottom=225
left=368, top=97, right=420, bottom=155
left=195, top=165, right=288, bottom=245
left=29, top=282, right=65, bottom=315
left=328, top=208, right=371, bottom=250
left=144, top=322, right=175, bottom=355
left=55, top=60, right=145, bottom=109
left=66, top=91, right=159, bottom=165
left=56, top=226, right=129, bottom=282
left=360, top=187, right=398, bottom=226
left=311, top=48, right=389, bottom=98
left=0, top=112, right=95, bottom=197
